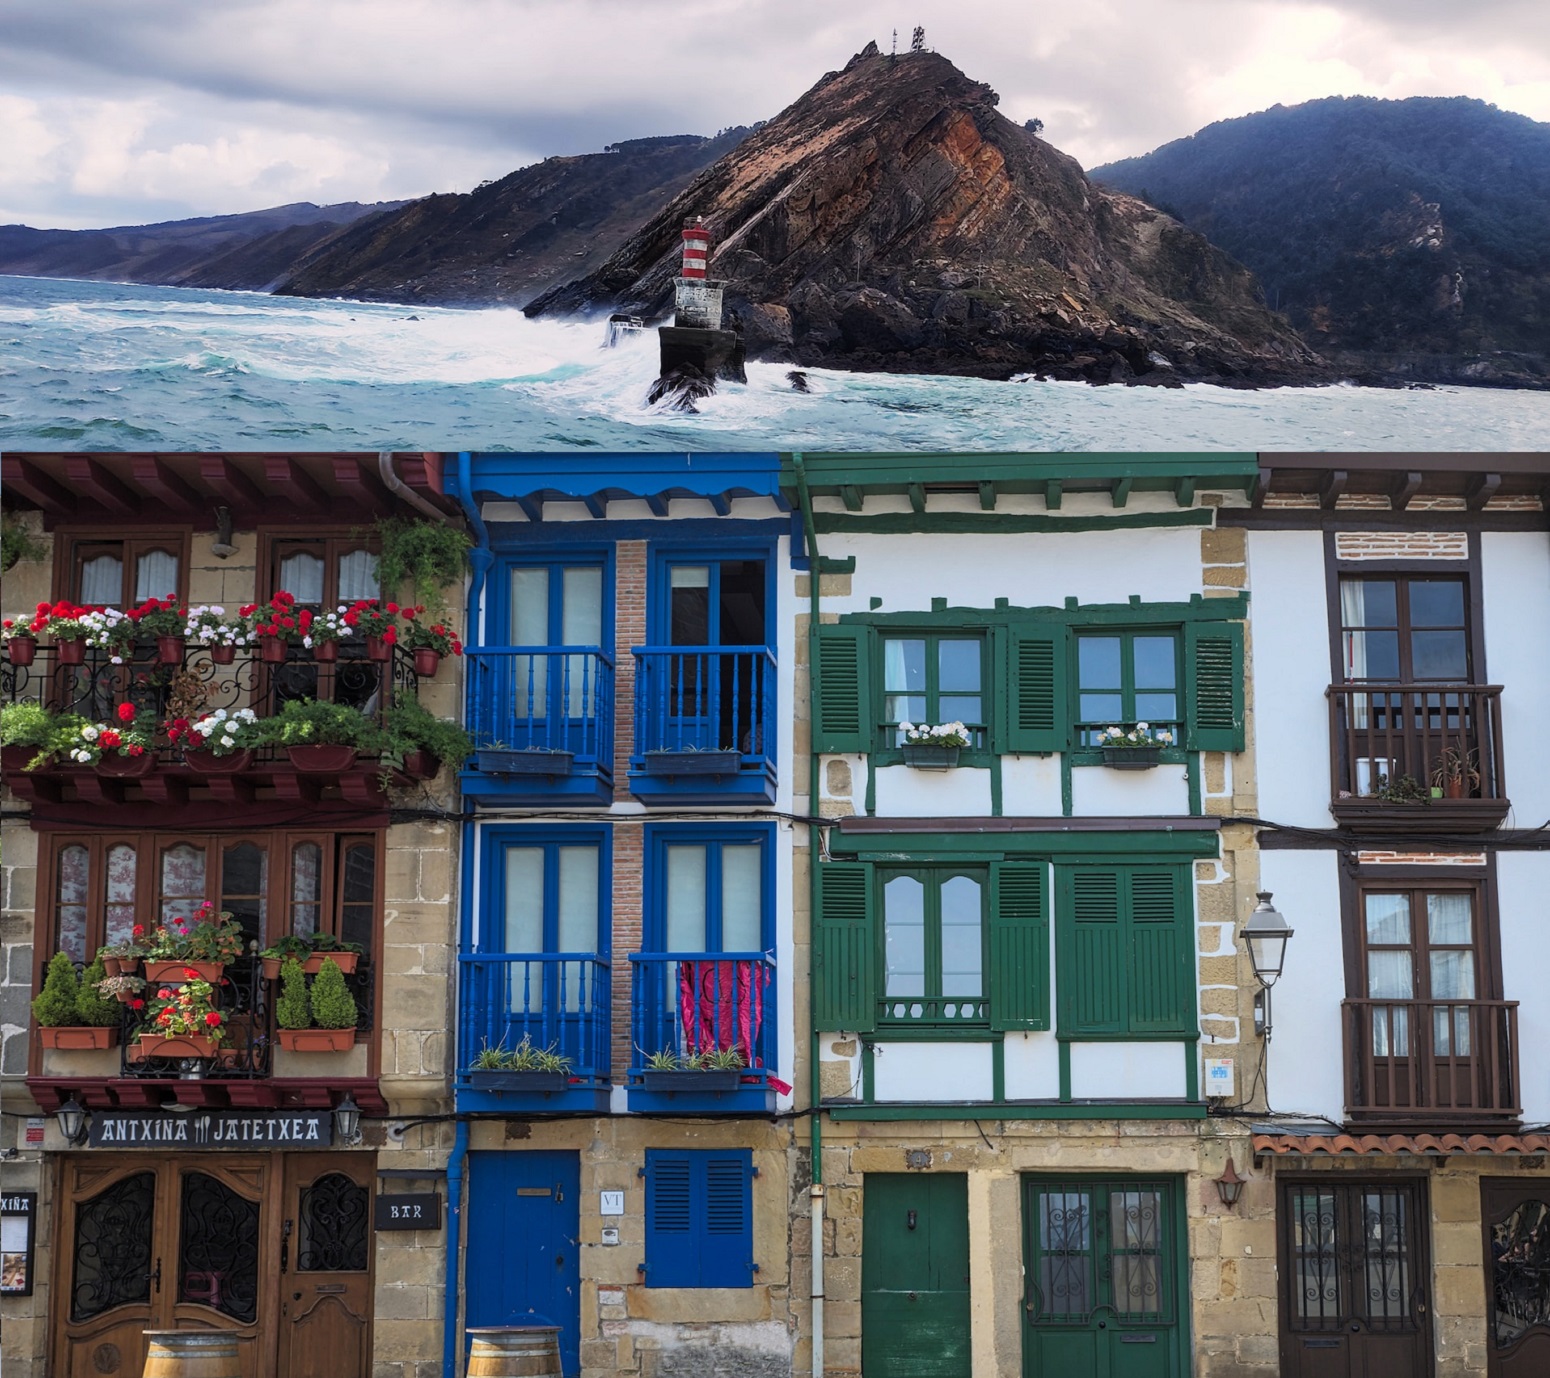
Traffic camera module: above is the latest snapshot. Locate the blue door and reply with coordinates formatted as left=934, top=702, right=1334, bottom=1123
left=465, top=1151, right=581, bottom=1376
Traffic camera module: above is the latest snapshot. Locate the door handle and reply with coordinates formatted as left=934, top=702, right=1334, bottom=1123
left=555, top=1254, right=565, bottom=1269
left=149, top=1257, right=161, bottom=1294
left=907, top=1210, right=917, bottom=1230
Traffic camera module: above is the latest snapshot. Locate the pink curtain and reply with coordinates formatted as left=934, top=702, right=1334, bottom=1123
left=676, top=960, right=791, bottom=1094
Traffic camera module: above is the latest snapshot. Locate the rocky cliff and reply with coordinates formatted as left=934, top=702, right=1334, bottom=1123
left=526, top=45, right=1326, bottom=385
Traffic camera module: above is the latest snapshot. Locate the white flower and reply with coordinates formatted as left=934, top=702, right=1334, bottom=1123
left=1135, top=721, right=1149, bottom=732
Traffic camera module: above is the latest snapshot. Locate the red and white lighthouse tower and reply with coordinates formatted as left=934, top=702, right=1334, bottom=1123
left=673, top=216, right=725, bottom=330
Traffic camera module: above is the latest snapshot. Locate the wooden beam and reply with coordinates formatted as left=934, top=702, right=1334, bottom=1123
left=978, top=481, right=997, bottom=511
left=1318, top=470, right=1347, bottom=509
left=65, top=458, right=140, bottom=514
left=708, top=492, right=731, bottom=516
left=1249, top=467, right=1272, bottom=509
left=514, top=494, right=545, bottom=523
left=841, top=485, right=864, bottom=512
left=1044, top=479, right=1062, bottom=511
left=1110, top=476, right=1133, bottom=509
left=264, top=457, right=331, bottom=514
left=908, top=483, right=926, bottom=513
left=330, top=457, right=391, bottom=517
left=1, top=457, right=75, bottom=510
left=582, top=493, right=607, bottom=519
left=131, top=457, right=201, bottom=514
left=644, top=492, right=669, bottom=517
left=1389, top=471, right=1424, bottom=511
left=1174, top=477, right=1196, bottom=509
left=1464, top=472, right=1501, bottom=510
left=199, top=456, right=266, bottom=511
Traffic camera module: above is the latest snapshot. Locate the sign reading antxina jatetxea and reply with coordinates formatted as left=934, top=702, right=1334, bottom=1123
left=88, top=1110, right=334, bottom=1148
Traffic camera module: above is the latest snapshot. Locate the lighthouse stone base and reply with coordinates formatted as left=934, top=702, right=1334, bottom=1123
left=658, top=326, right=747, bottom=384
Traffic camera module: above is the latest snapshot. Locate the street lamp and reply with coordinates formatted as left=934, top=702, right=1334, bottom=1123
left=1243, top=891, right=1293, bottom=1039
left=332, top=1094, right=361, bottom=1144
left=56, top=1096, right=89, bottom=1146
left=1214, top=1156, right=1247, bottom=1210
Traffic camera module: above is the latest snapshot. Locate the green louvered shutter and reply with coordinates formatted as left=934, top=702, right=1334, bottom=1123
left=1060, top=868, right=1123, bottom=1034
left=988, top=862, right=1050, bottom=1030
left=813, top=861, right=875, bottom=1032
left=1185, top=621, right=1245, bottom=752
left=1005, top=626, right=1069, bottom=754
left=813, top=624, right=872, bottom=753
left=1126, top=868, right=1191, bottom=1034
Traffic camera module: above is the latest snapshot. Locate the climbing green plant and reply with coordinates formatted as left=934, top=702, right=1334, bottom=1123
left=373, top=517, right=470, bottom=614
left=1, top=513, right=48, bottom=574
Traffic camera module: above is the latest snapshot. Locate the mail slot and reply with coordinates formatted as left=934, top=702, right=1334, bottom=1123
left=1119, top=1335, right=1157, bottom=1344
left=516, top=1187, right=552, bottom=1197
left=1303, top=1339, right=1341, bottom=1349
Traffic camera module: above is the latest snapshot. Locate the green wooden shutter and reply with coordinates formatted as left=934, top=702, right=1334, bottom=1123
left=988, top=862, right=1050, bottom=1031
left=1059, top=868, right=1123, bottom=1034
left=813, top=861, right=875, bottom=1032
left=1125, top=868, right=1191, bottom=1034
left=1005, top=626, right=1069, bottom=754
left=1185, top=621, right=1245, bottom=752
left=813, top=624, right=872, bottom=753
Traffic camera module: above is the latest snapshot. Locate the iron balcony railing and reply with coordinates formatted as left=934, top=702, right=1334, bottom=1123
left=1344, top=997, right=1520, bottom=1122
left=465, top=647, right=614, bottom=769
left=1326, top=682, right=1506, bottom=803
left=631, top=645, right=776, bottom=772
left=458, top=953, right=611, bottom=1083
left=629, top=951, right=777, bottom=1082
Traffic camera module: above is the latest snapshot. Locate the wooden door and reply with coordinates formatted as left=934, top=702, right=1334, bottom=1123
left=278, top=1154, right=375, bottom=1378
left=1484, top=1177, right=1550, bottom=1378
left=861, top=1173, right=971, bottom=1378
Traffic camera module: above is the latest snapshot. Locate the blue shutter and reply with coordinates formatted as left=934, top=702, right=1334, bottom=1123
left=644, top=1150, right=753, bottom=1288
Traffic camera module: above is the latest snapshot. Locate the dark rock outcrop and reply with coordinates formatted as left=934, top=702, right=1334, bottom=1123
left=526, top=45, right=1327, bottom=386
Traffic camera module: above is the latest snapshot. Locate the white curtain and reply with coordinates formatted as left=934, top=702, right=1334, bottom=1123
left=337, top=550, right=379, bottom=603
left=720, top=844, right=762, bottom=951
left=510, top=568, right=549, bottom=716
left=561, top=567, right=603, bottom=715
left=503, top=848, right=544, bottom=953
left=279, top=551, right=325, bottom=605
left=665, top=846, right=707, bottom=952
left=291, top=842, right=322, bottom=936
left=134, top=550, right=179, bottom=602
left=79, top=554, right=122, bottom=605
left=1364, top=893, right=1412, bottom=1056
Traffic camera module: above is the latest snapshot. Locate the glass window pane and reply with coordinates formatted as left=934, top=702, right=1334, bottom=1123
left=883, top=639, right=926, bottom=693
left=291, top=843, right=322, bottom=937
left=665, top=846, right=707, bottom=951
left=1411, top=631, right=1467, bottom=680
left=883, top=875, right=925, bottom=998
left=220, top=842, right=267, bottom=944
left=669, top=566, right=710, bottom=646
left=503, top=849, right=544, bottom=953
left=79, top=554, right=122, bottom=605
left=938, top=640, right=981, bottom=692
left=1343, top=630, right=1400, bottom=680
left=1426, top=893, right=1473, bottom=946
left=939, top=875, right=982, bottom=997
left=509, top=568, right=550, bottom=644
left=339, top=843, right=375, bottom=953
left=1367, top=951, right=1414, bottom=1000
left=1341, top=579, right=1397, bottom=628
left=336, top=550, right=379, bottom=603
left=1078, top=637, right=1121, bottom=689
left=938, top=695, right=981, bottom=727
left=556, top=847, right=598, bottom=954
left=134, top=549, right=179, bottom=602
left=1409, top=580, right=1464, bottom=627
left=56, top=843, right=90, bottom=963
left=278, top=551, right=325, bottom=605
left=1134, top=693, right=1178, bottom=723
left=1133, top=637, right=1177, bottom=689
left=1365, top=893, right=1412, bottom=946
left=561, top=567, right=603, bottom=645
left=1430, top=950, right=1476, bottom=1001
left=160, top=843, right=207, bottom=925
left=720, top=844, right=763, bottom=951
left=1079, top=693, right=1123, bottom=722
left=104, top=843, right=137, bottom=949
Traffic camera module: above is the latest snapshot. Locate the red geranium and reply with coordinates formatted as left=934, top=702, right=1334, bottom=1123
left=204, top=1011, right=223, bottom=1028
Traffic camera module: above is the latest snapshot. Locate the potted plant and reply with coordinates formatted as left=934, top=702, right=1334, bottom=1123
left=239, top=592, right=303, bottom=663
left=172, top=708, right=263, bottom=773
left=125, top=596, right=188, bottom=663
left=1432, top=746, right=1480, bottom=801
left=1098, top=722, right=1173, bottom=768
left=184, top=605, right=245, bottom=665
left=142, top=901, right=242, bottom=981
left=399, top=607, right=463, bottom=678
left=344, top=599, right=400, bottom=661
left=467, top=1036, right=573, bottom=1092
left=63, top=704, right=160, bottom=778
left=299, top=957, right=358, bottom=1051
left=265, top=697, right=378, bottom=772
left=474, top=741, right=576, bottom=775
left=303, top=933, right=363, bottom=976
left=638, top=1046, right=747, bottom=1092
left=95, top=972, right=146, bottom=1007
left=260, top=934, right=313, bottom=982
left=137, top=973, right=225, bottom=1060
left=33, top=952, right=120, bottom=1050
left=1, top=618, right=36, bottom=667
left=373, top=515, right=471, bottom=615
left=33, top=601, right=96, bottom=664
left=899, top=720, right=971, bottom=769
left=0, top=702, right=80, bottom=773
left=380, top=695, right=473, bottom=781
left=97, top=935, right=144, bottom=977
left=1374, top=773, right=1429, bottom=804
left=301, top=606, right=353, bottom=663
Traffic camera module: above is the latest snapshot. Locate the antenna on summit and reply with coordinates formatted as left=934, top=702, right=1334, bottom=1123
left=891, top=29, right=898, bottom=59
left=911, top=26, right=925, bottom=52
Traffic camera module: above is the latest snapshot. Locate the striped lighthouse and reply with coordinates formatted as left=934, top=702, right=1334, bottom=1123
left=673, top=216, right=724, bottom=330
left=680, top=218, right=710, bottom=279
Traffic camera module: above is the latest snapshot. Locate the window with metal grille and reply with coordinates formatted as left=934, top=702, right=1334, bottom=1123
left=642, top=1149, right=753, bottom=1288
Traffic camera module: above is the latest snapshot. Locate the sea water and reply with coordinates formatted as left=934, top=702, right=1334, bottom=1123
left=2, top=275, right=1547, bottom=451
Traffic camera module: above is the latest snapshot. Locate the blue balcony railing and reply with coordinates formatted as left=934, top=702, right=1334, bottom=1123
left=629, top=951, right=778, bottom=1084
left=631, top=646, right=776, bottom=775
left=466, top=647, right=614, bottom=769
left=458, top=953, right=611, bottom=1084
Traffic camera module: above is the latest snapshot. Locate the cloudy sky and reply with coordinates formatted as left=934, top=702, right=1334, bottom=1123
left=2, top=0, right=1547, bottom=229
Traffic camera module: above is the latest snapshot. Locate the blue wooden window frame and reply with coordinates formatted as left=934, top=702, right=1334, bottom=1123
left=645, top=540, right=777, bottom=648
left=643, top=1148, right=754, bottom=1288
left=643, top=823, right=775, bottom=953
left=477, top=826, right=611, bottom=958
left=486, top=548, right=613, bottom=650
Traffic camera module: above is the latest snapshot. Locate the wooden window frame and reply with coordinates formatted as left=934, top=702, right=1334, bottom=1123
left=259, top=529, right=381, bottom=609
left=1349, top=875, right=1500, bottom=1003
left=53, top=529, right=191, bottom=606
left=1335, top=571, right=1473, bottom=684
left=876, top=865, right=990, bottom=1027
left=1073, top=628, right=1184, bottom=745
left=875, top=630, right=991, bottom=758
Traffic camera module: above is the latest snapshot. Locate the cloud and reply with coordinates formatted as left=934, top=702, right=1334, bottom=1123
left=0, top=0, right=1545, bottom=227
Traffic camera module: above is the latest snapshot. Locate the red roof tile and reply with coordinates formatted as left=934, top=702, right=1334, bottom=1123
left=1254, top=1131, right=1550, bottom=1157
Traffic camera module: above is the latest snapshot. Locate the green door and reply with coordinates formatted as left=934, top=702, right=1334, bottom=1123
left=1022, top=1177, right=1186, bottom=1378
left=862, top=1174, right=971, bottom=1378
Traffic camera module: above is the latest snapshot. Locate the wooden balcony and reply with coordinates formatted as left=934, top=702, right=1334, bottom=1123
left=1344, top=998, right=1521, bottom=1127
left=1326, top=683, right=1509, bottom=832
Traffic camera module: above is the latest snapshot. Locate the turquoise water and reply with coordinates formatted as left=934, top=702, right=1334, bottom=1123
left=2, top=275, right=1547, bottom=450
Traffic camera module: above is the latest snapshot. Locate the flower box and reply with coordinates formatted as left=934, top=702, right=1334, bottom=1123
left=95, top=753, right=157, bottom=779
left=136, top=1032, right=219, bottom=1060
left=303, top=952, right=360, bottom=976
left=902, top=744, right=961, bottom=770
left=1, top=746, right=37, bottom=774
left=640, top=1068, right=744, bottom=1093
left=467, top=1070, right=570, bottom=1093
left=56, top=639, right=87, bottom=666
left=209, top=644, right=237, bottom=665
left=644, top=749, right=741, bottom=776
left=314, top=640, right=340, bottom=663
left=364, top=635, right=392, bottom=663
left=400, top=749, right=441, bottom=781
left=476, top=748, right=574, bottom=776
left=258, top=635, right=289, bottom=664
left=143, top=960, right=225, bottom=983
left=6, top=635, right=36, bottom=667
left=1102, top=747, right=1161, bottom=769
left=38, top=1025, right=118, bottom=1051
left=155, top=635, right=185, bottom=664
left=183, top=748, right=255, bottom=775
left=277, top=1027, right=356, bottom=1053
left=286, top=744, right=358, bottom=773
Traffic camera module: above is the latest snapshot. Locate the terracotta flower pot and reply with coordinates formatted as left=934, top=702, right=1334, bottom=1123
left=400, top=749, right=440, bottom=780
left=365, top=635, right=392, bottom=662
left=1, top=745, right=40, bottom=774
left=95, top=752, right=157, bottom=779
left=143, top=959, right=224, bottom=983
left=183, top=748, right=255, bottom=775
left=209, top=643, right=237, bottom=665
left=155, top=634, right=185, bottom=665
left=6, top=635, right=36, bottom=667
left=1443, top=775, right=1468, bottom=800
left=259, top=635, right=288, bottom=663
left=56, top=638, right=86, bottom=665
left=113, top=989, right=140, bottom=1005
left=413, top=647, right=441, bottom=678
left=103, top=955, right=127, bottom=977
left=302, top=951, right=360, bottom=976
left=261, top=956, right=283, bottom=981
left=313, top=639, right=339, bottom=663
left=38, top=1025, right=118, bottom=1050
left=277, top=1027, right=356, bottom=1053
left=136, top=1032, right=218, bottom=1060
left=286, top=744, right=358, bottom=773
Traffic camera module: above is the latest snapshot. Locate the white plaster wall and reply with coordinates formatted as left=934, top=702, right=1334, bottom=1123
left=817, top=527, right=1208, bottom=614
left=1002, top=1032, right=1061, bottom=1099
left=873, top=763, right=993, bottom=817
left=1246, top=531, right=1337, bottom=828
left=999, top=756, right=1064, bottom=815
left=818, top=752, right=869, bottom=815
left=818, top=1033, right=863, bottom=1100
left=1259, top=849, right=1345, bottom=1122
left=1068, top=1041, right=1188, bottom=1098
left=1497, top=852, right=1550, bottom=1126
left=1481, top=533, right=1550, bottom=828
left=1070, top=763, right=1189, bottom=816
left=873, top=1041, right=995, bottom=1101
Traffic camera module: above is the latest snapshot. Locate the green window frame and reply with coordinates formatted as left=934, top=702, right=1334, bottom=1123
left=879, top=867, right=989, bottom=1027
left=1074, top=631, right=1183, bottom=746
left=878, top=632, right=989, bottom=751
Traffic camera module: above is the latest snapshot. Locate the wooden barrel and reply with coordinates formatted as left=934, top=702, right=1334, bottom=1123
left=466, top=1326, right=563, bottom=1378
left=141, top=1331, right=241, bottom=1378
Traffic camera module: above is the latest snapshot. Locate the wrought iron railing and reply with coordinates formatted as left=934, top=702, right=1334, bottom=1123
left=1326, top=683, right=1506, bottom=802
left=464, top=647, right=613, bottom=769
left=458, top=953, right=611, bottom=1082
left=629, top=951, right=777, bottom=1081
left=1344, top=997, right=1520, bottom=1121
left=631, top=646, right=776, bottom=771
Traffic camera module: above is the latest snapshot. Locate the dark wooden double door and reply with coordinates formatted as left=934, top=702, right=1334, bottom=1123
left=1485, top=1177, right=1550, bottom=1378
left=1278, top=1179, right=1431, bottom=1378
left=53, top=1153, right=373, bottom=1378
